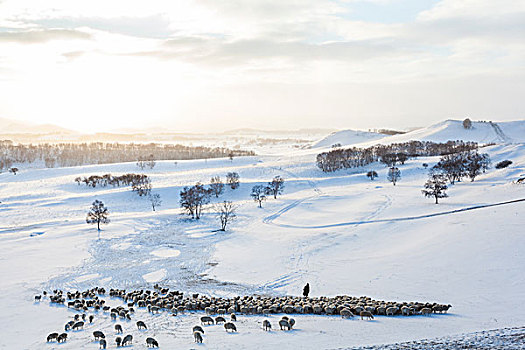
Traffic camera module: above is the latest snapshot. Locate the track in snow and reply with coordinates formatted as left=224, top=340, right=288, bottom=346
left=264, top=198, right=525, bottom=230
left=489, top=122, right=513, bottom=143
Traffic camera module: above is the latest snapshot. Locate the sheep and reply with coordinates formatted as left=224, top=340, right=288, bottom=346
left=201, top=316, right=214, bottom=325
left=115, top=336, right=122, bottom=347
left=34, top=295, right=41, bottom=302
left=386, top=307, right=398, bottom=316
left=263, top=320, right=271, bottom=331
left=146, top=337, right=159, bottom=348
left=401, top=306, right=411, bottom=316
left=224, top=322, right=237, bottom=332
left=279, top=319, right=291, bottom=331
left=289, top=318, right=296, bottom=328
left=47, top=333, right=59, bottom=342
left=93, top=331, right=105, bottom=340
left=99, top=339, right=107, bottom=349
left=194, top=331, right=203, bottom=343
left=72, top=321, right=84, bottom=330
left=115, top=324, right=123, bottom=333
left=215, top=316, right=226, bottom=324
left=193, top=325, right=205, bottom=334
left=283, top=305, right=295, bottom=314
left=137, top=320, right=147, bottom=330
left=110, top=312, right=117, bottom=320
left=121, top=334, right=133, bottom=346
left=57, top=333, right=67, bottom=343
left=420, top=307, right=432, bottom=316
left=217, top=308, right=226, bottom=315
left=89, top=315, right=94, bottom=323
left=340, top=308, right=354, bottom=319
left=230, top=313, right=237, bottom=321
left=433, top=304, right=452, bottom=313
left=360, top=311, right=374, bottom=320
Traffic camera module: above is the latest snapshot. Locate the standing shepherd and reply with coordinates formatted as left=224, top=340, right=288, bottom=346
left=303, top=283, right=310, bottom=297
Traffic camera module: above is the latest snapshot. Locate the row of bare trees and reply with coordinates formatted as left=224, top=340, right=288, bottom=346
left=75, top=173, right=148, bottom=188
left=316, top=140, right=479, bottom=172
left=0, top=140, right=254, bottom=169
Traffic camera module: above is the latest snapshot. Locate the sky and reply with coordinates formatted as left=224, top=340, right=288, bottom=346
left=0, top=0, right=524, bottom=133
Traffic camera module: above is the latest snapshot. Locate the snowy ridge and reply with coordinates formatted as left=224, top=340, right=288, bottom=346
left=311, top=129, right=385, bottom=148
left=355, top=119, right=525, bottom=147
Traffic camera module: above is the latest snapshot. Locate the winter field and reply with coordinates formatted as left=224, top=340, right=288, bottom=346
left=1, top=120, right=525, bottom=349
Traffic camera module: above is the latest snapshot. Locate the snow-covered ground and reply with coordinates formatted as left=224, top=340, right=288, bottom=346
left=1, top=122, right=525, bottom=349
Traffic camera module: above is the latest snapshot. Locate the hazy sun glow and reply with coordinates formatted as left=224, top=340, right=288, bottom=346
left=1, top=0, right=524, bottom=132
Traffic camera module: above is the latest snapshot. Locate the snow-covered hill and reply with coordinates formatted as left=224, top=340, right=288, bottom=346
left=311, top=129, right=384, bottom=148
left=1, top=122, right=525, bottom=349
left=364, top=119, right=525, bottom=146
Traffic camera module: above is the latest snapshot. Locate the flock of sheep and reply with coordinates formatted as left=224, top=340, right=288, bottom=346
left=38, top=285, right=451, bottom=347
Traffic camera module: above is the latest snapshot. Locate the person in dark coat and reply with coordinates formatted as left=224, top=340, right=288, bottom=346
left=303, top=283, right=310, bottom=297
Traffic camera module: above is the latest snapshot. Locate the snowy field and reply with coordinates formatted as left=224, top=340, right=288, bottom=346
left=1, top=121, right=525, bottom=349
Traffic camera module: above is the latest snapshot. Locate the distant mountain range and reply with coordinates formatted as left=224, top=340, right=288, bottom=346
left=0, top=117, right=74, bottom=134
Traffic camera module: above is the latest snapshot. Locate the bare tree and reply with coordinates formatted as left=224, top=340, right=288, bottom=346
left=210, top=176, right=224, bottom=198
left=366, top=170, right=378, bottom=181
left=380, top=153, right=398, bottom=167
left=180, top=182, right=212, bottom=219
left=387, top=167, right=401, bottom=186
left=215, top=201, right=236, bottom=231
left=266, top=176, right=285, bottom=199
left=422, top=174, right=448, bottom=204
left=132, top=176, right=151, bottom=196
left=226, top=172, right=240, bottom=189
left=396, top=153, right=408, bottom=165
left=86, top=200, right=110, bottom=234
left=251, top=185, right=267, bottom=208
left=465, top=152, right=490, bottom=181
left=148, top=193, right=162, bottom=211
left=136, top=157, right=147, bottom=170
left=146, top=154, right=156, bottom=169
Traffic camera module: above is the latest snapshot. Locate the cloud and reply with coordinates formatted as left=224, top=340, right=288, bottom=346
left=0, top=29, right=91, bottom=44
left=127, top=34, right=412, bottom=70
left=0, top=0, right=524, bottom=132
